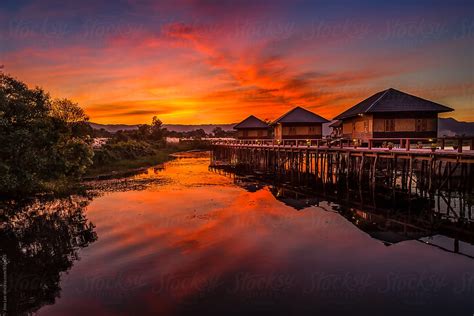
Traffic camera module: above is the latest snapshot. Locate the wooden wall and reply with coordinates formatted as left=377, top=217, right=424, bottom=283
left=275, top=123, right=323, bottom=139
left=372, top=118, right=436, bottom=132
left=342, top=112, right=439, bottom=141
left=342, top=114, right=373, bottom=141
left=236, top=129, right=270, bottom=139
left=372, top=112, right=437, bottom=138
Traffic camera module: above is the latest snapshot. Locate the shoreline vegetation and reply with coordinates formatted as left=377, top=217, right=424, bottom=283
left=83, top=147, right=209, bottom=180
left=1, top=73, right=94, bottom=197
left=0, top=73, right=217, bottom=198
left=83, top=151, right=174, bottom=180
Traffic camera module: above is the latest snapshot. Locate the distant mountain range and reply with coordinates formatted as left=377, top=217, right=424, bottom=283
left=89, top=117, right=474, bottom=136
left=162, top=124, right=235, bottom=134
left=88, top=122, right=235, bottom=134
left=438, top=117, right=474, bottom=137
left=88, top=122, right=140, bottom=133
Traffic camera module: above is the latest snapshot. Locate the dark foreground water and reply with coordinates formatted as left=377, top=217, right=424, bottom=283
left=1, top=153, right=473, bottom=315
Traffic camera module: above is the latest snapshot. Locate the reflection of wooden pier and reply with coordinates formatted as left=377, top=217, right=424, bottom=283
left=210, top=166, right=474, bottom=259
left=211, top=138, right=474, bottom=193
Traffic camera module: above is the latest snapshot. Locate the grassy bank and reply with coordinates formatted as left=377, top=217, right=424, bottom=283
left=84, top=149, right=175, bottom=179
left=84, top=140, right=210, bottom=179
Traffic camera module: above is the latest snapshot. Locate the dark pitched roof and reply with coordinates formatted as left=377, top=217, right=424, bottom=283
left=272, top=106, right=329, bottom=124
left=334, top=88, right=454, bottom=120
left=233, top=115, right=269, bottom=129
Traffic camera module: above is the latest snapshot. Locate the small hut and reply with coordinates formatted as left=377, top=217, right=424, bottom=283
left=233, top=115, right=271, bottom=139
left=272, top=106, right=329, bottom=140
left=333, top=88, right=453, bottom=142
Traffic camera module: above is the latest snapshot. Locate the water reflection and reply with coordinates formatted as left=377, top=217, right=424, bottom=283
left=2, top=154, right=473, bottom=315
left=0, top=196, right=97, bottom=315
left=212, top=166, right=474, bottom=257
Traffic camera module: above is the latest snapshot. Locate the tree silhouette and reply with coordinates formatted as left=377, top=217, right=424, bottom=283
left=0, top=196, right=97, bottom=315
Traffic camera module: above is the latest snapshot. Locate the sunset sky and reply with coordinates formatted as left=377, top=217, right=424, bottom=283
left=1, top=0, right=472, bottom=124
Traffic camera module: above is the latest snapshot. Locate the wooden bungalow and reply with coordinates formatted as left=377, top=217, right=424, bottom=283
left=272, top=106, right=329, bottom=140
left=233, top=115, right=271, bottom=139
left=333, top=88, right=453, bottom=142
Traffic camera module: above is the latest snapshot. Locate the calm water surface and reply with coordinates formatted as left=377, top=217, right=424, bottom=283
left=4, top=153, right=474, bottom=315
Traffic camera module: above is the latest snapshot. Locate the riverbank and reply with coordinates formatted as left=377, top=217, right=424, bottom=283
left=83, top=149, right=209, bottom=180
left=83, top=151, right=173, bottom=180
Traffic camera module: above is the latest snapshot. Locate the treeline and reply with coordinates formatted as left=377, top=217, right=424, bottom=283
left=0, top=73, right=94, bottom=195
left=91, top=117, right=167, bottom=168
left=165, top=126, right=236, bottom=138
left=88, top=122, right=234, bottom=175
left=92, top=125, right=236, bottom=139
left=0, top=73, right=177, bottom=195
left=0, top=73, right=231, bottom=196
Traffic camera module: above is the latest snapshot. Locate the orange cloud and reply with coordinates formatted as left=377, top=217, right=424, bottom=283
left=2, top=6, right=472, bottom=123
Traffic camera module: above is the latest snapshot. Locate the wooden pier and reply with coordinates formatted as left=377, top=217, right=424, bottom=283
left=210, top=137, right=474, bottom=194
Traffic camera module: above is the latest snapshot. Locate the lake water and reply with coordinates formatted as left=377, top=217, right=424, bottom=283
left=2, top=153, right=473, bottom=315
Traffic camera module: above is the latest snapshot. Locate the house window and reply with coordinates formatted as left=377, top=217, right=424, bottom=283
left=384, top=119, right=395, bottom=132
left=289, top=127, right=297, bottom=135
left=415, top=119, right=428, bottom=132
left=309, top=127, right=316, bottom=133
left=363, top=121, right=369, bottom=133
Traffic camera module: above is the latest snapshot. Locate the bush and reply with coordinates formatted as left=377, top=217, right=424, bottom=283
left=92, top=140, right=158, bottom=166
left=0, top=73, right=94, bottom=196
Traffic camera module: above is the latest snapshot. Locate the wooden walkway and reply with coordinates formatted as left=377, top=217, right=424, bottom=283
left=214, top=143, right=474, bottom=161
left=211, top=138, right=474, bottom=193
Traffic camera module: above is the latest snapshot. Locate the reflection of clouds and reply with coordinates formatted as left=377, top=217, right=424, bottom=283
left=34, top=156, right=474, bottom=314
left=77, top=158, right=346, bottom=308
left=82, top=164, right=359, bottom=309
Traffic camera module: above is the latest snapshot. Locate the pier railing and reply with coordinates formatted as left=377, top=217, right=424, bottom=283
left=211, top=137, right=474, bottom=153
left=211, top=135, right=474, bottom=195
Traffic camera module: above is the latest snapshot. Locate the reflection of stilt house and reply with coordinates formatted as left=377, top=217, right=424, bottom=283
left=234, top=115, right=271, bottom=139
left=333, top=88, right=453, bottom=142
left=272, top=106, right=329, bottom=141
left=343, top=208, right=430, bottom=245
left=269, top=187, right=320, bottom=210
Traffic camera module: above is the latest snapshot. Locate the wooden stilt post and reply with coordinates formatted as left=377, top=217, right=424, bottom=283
left=359, top=154, right=365, bottom=183
left=408, top=157, right=413, bottom=194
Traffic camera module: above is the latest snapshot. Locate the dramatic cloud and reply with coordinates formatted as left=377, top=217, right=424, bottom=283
left=1, top=0, right=472, bottom=123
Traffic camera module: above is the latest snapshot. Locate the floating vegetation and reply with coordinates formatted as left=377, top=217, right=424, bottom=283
left=84, top=177, right=171, bottom=194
